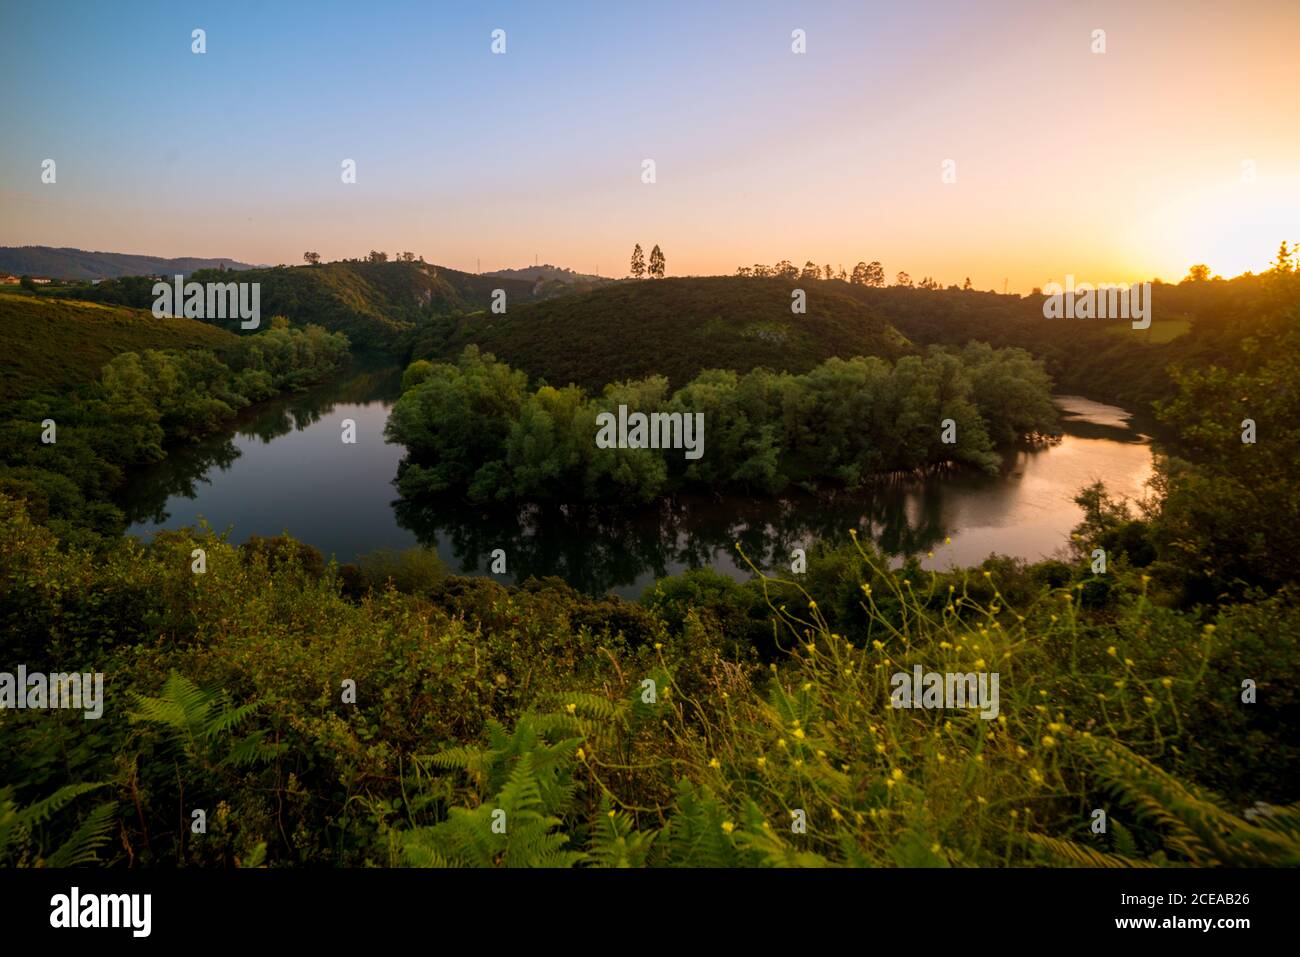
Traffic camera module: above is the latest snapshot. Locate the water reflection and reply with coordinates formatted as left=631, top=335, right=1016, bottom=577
left=121, top=364, right=407, bottom=533
left=123, top=373, right=1160, bottom=599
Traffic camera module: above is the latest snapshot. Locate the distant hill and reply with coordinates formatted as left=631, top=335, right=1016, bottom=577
left=5, top=256, right=562, bottom=357
left=184, top=260, right=543, bottom=355
left=424, top=277, right=911, bottom=391
left=0, top=246, right=257, bottom=281
left=484, top=264, right=607, bottom=284
left=0, top=293, right=239, bottom=406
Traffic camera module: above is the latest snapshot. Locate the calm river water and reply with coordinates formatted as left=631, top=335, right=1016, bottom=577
left=123, top=365, right=1157, bottom=597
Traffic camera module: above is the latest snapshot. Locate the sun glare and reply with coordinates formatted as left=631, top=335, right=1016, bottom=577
left=1129, top=173, right=1300, bottom=280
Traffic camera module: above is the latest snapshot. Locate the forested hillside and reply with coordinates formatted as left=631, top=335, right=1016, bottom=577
left=0, top=293, right=240, bottom=406
left=833, top=272, right=1274, bottom=410
left=424, top=277, right=912, bottom=391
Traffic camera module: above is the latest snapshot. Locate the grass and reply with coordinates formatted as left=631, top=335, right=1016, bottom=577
left=0, top=293, right=239, bottom=406
left=1103, top=317, right=1192, bottom=344
left=429, top=276, right=913, bottom=390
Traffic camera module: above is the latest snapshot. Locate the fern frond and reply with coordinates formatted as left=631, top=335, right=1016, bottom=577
left=14, top=782, right=104, bottom=830
left=44, top=802, right=119, bottom=867
left=1026, top=833, right=1156, bottom=868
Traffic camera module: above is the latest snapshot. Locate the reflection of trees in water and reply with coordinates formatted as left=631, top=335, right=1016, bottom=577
left=119, top=364, right=403, bottom=526
left=392, top=481, right=959, bottom=595
left=1054, top=418, right=1148, bottom=443
left=239, top=366, right=403, bottom=444
left=120, top=438, right=242, bottom=525
left=389, top=421, right=1122, bottom=594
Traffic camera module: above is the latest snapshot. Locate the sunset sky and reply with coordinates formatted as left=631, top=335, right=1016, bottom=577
left=2, top=0, right=1298, bottom=291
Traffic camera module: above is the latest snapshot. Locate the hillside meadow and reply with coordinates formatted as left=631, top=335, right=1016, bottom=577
left=0, top=293, right=239, bottom=407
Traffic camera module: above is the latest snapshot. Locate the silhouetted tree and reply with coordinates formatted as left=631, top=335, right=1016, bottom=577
left=850, top=262, right=869, bottom=284
left=630, top=244, right=646, bottom=278
left=865, top=261, right=885, bottom=287
left=895, top=271, right=912, bottom=287
left=303, top=252, right=321, bottom=265
left=649, top=245, right=666, bottom=278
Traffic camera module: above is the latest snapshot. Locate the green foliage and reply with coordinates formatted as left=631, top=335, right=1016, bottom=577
left=835, top=271, right=1282, bottom=410
left=0, top=293, right=238, bottom=407
left=0, top=782, right=116, bottom=867
left=0, top=490, right=1295, bottom=868
left=0, top=320, right=349, bottom=542
left=128, top=672, right=282, bottom=770
left=182, top=260, right=538, bottom=356
left=429, top=276, right=911, bottom=392
left=399, top=714, right=587, bottom=867
left=1148, top=309, right=1300, bottom=603
left=387, top=344, right=1058, bottom=503
left=1029, top=737, right=1300, bottom=867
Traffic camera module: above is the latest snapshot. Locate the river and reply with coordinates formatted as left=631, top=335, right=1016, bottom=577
left=122, top=364, right=1158, bottom=598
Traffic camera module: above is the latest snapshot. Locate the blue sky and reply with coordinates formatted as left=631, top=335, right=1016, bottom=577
left=3, top=0, right=1298, bottom=287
